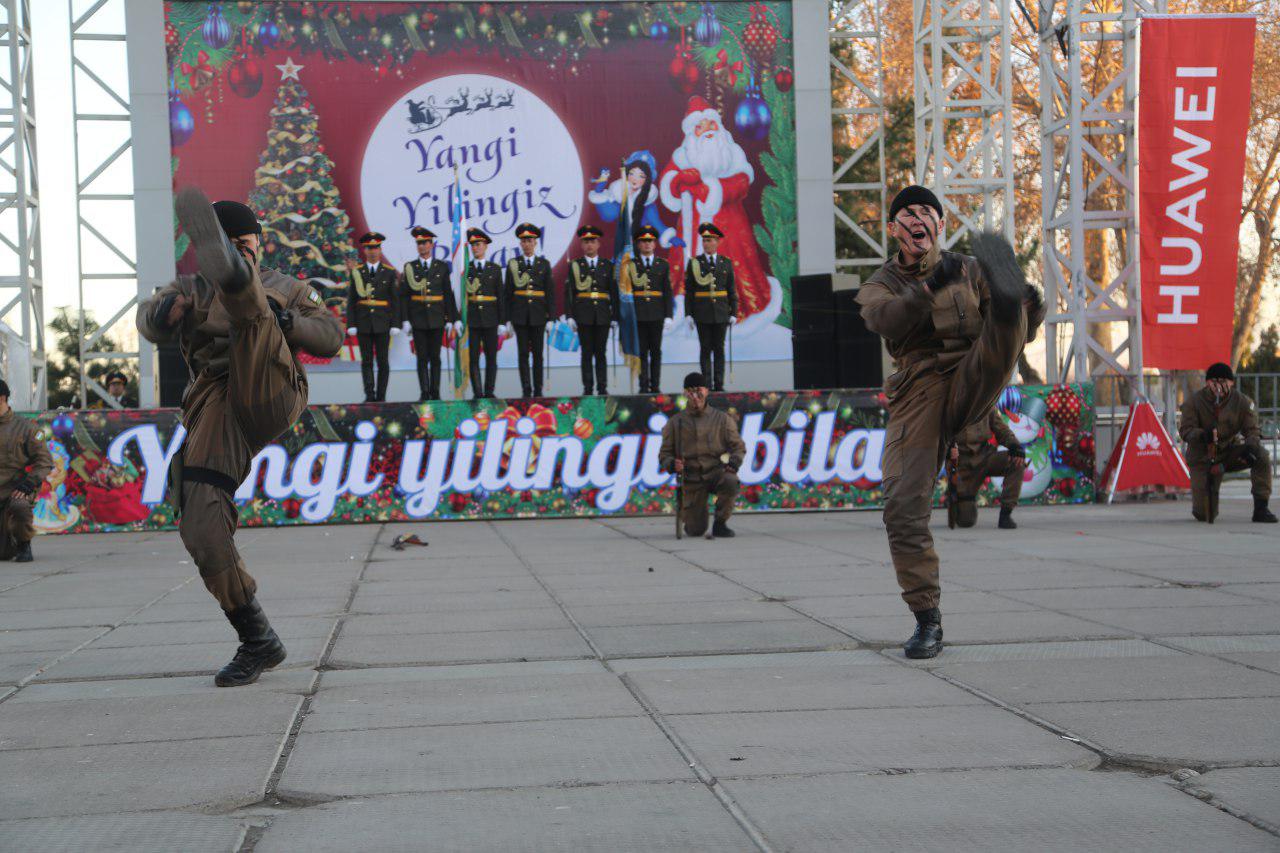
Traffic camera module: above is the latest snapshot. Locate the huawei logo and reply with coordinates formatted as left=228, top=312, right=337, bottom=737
left=1136, top=432, right=1160, bottom=452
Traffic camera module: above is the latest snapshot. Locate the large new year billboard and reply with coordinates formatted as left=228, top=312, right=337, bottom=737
left=164, top=1, right=798, bottom=372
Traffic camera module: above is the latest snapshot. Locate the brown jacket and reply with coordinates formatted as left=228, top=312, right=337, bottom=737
left=659, top=406, right=746, bottom=483
left=954, top=408, right=1020, bottom=459
left=136, top=268, right=343, bottom=399
left=1178, top=386, right=1261, bottom=465
left=0, top=409, right=53, bottom=500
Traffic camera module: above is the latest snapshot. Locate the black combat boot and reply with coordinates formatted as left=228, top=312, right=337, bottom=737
left=175, top=186, right=252, bottom=295
left=971, top=232, right=1025, bottom=325
left=1253, top=499, right=1278, bottom=523
left=712, top=519, right=735, bottom=538
left=903, top=608, right=943, bottom=659
left=215, top=598, right=287, bottom=687
left=13, top=541, right=32, bottom=563
left=998, top=507, right=1017, bottom=529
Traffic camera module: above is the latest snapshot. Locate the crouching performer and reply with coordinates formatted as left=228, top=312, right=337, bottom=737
left=137, top=189, right=344, bottom=686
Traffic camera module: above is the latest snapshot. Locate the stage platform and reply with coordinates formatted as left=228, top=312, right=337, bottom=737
left=1, top=485, right=1278, bottom=850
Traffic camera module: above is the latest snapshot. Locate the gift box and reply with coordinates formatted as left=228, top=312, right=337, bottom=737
left=550, top=320, right=580, bottom=352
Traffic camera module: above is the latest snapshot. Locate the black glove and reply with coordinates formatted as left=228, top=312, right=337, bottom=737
left=924, top=253, right=963, bottom=293
left=269, top=299, right=294, bottom=333
left=1239, top=445, right=1261, bottom=467
left=10, top=474, right=37, bottom=494
left=1007, top=445, right=1026, bottom=460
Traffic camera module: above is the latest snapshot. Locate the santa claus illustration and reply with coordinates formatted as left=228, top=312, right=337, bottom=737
left=659, top=96, right=774, bottom=320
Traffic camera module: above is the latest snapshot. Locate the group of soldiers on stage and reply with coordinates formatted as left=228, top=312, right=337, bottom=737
left=343, top=221, right=738, bottom=402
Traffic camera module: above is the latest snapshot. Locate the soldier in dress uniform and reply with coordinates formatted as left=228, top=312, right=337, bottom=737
left=463, top=227, right=506, bottom=399
left=400, top=226, right=457, bottom=401
left=504, top=223, right=554, bottom=397
left=345, top=232, right=402, bottom=402
left=629, top=224, right=674, bottom=393
left=683, top=222, right=737, bottom=392
left=562, top=225, right=618, bottom=396
left=949, top=406, right=1026, bottom=530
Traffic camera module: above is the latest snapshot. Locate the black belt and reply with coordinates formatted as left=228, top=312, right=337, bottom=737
left=183, top=465, right=240, bottom=494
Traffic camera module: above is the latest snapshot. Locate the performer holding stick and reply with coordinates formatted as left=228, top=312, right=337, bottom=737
left=1179, top=362, right=1276, bottom=524
left=137, top=188, right=343, bottom=686
left=857, top=185, right=1045, bottom=659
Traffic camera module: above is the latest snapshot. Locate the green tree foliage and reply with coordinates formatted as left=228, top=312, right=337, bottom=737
left=46, top=307, right=135, bottom=409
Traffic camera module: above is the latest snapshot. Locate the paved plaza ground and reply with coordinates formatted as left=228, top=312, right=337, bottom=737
left=1, top=482, right=1278, bottom=851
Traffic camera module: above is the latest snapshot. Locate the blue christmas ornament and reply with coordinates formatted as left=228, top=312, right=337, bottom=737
left=733, top=82, right=771, bottom=141
left=170, top=94, right=195, bottom=146
left=257, top=19, right=281, bottom=49
left=649, top=20, right=669, bottom=41
left=51, top=413, right=75, bottom=440
left=201, top=4, right=232, bottom=50
left=999, top=385, right=1022, bottom=414
left=694, top=3, right=721, bottom=46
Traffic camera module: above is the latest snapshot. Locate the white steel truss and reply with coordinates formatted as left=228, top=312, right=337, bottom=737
left=0, top=0, right=42, bottom=407
left=913, top=0, right=1015, bottom=247
left=70, top=0, right=137, bottom=408
left=1039, top=0, right=1164, bottom=385
left=830, top=0, right=888, bottom=276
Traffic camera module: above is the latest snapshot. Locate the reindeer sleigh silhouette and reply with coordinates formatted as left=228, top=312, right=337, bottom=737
left=406, top=88, right=516, bottom=133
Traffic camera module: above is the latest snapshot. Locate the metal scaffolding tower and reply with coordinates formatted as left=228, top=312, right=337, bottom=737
left=913, top=0, right=1015, bottom=247
left=830, top=0, right=888, bottom=277
left=0, top=0, right=42, bottom=407
left=1039, top=0, right=1164, bottom=386
left=69, top=0, right=137, bottom=408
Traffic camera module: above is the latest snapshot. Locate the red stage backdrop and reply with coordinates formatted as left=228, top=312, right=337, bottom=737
left=1139, top=14, right=1255, bottom=370
left=164, top=2, right=798, bottom=371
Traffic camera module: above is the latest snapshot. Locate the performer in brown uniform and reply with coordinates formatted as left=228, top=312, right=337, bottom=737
left=1178, top=362, right=1276, bottom=523
left=400, top=226, right=457, bottom=401
left=0, top=379, right=52, bottom=563
left=137, top=189, right=343, bottom=686
left=683, top=222, right=737, bottom=392
left=659, top=372, right=746, bottom=538
left=563, top=225, right=618, bottom=396
left=949, top=407, right=1026, bottom=530
left=345, top=232, right=402, bottom=403
left=463, top=227, right=506, bottom=399
left=630, top=224, right=674, bottom=393
left=504, top=223, right=554, bottom=397
left=857, top=185, right=1044, bottom=658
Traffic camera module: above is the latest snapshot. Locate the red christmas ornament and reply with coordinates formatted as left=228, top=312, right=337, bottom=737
left=283, top=498, right=301, bottom=519
left=1045, top=386, right=1083, bottom=431
left=773, top=66, right=794, bottom=92
left=669, top=52, right=688, bottom=84
left=165, top=22, right=180, bottom=55
left=742, top=4, right=778, bottom=71
left=449, top=492, right=469, bottom=512
left=681, top=60, right=700, bottom=94
left=227, top=57, right=263, bottom=99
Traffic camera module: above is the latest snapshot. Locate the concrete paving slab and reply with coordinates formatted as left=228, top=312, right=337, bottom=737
left=724, top=769, right=1279, bottom=852
left=1071, top=605, right=1280, bottom=636
left=627, top=660, right=983, bottom=714
left=0, top=651, right=54, bottom=686
left=1003, top=585, right=1254, bottom=610
left=1189, top=767, right=1280, bottom=828
left=348, top=587, right=556, bottom=615
left=319, top=659, right=606, bottom=687
left=0, top=626, right=105, bottom=655
left=0, top=607, right=135, bottom=631
left=1158, top=634, right=1280, bottom=654
left=566, top=599, right=799, bottom=628
left=278, top=717, right=696, bottom=798
left=589, top=619, right=852, bottom=658
left=947, top=566, right=1150, bottom=591
left=0, top=692, right=301, bottom=750
left=305, top=670, right=642, bottom=731
left=1028, top=697, right=1280, bottom=765
left=87, top=616, right=334, bottom=649
left=938, top=653, right=1280, bottom=703
left=906, top=638, right=1182, bottom=664
left=256, top=782, right=750, bottom=853
left=341, top=608, right=572, bottom=637
left=830, top=610, right=1131, bottom=644
left=610, top=650, right=889, bottom=673
left=0, top=811, right=246, bottom=852
left=548, top=583, right=756, bottom=607
left=1220, top=583, right=1280, bottom=603
left=328, top=628, right=593, bottom=667
left=788, top=590, right=1037, bottom=619
left=1218, top=652, right=1280, bottom=675
left=0, top=734, right=281, bottom=819
left=124, top=597, right=345, bottom=623
left=667, top=706, right=1098, bottom=777
left=31, top=639, right=323, bottom=682
left=9, top=670, right=315, bottom=703
left=352, top=575, right=545, bottom=597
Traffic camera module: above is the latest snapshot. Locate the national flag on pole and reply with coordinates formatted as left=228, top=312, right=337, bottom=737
left=613, top=163, right=641, bottom=385
left=450, top=168, right=471, bottom=398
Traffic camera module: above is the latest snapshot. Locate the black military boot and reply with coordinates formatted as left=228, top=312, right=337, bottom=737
left=13, top=541, right=33, bottom=563
left=971, top=232, right=1025, bottom=325
left=712, top=519, right=735, bottom=538
left=903, top=608, right=943, bottom=659
left=1253, top=499, right=1278, bottom=523
left=175, top=186, right=252, bottom=295
left=215, top=598, right=287, bottom=687
left=998, top=507, right=1017, bottom=529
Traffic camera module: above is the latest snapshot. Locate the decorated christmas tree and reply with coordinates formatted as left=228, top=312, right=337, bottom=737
left=248, top=59, right=352, bottom=292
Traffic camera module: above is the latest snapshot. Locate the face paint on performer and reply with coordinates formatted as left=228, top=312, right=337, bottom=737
left=685, top=383, right=708, bottom=413
left=890, top=204, right=941, bottom=265
left=1208, top=377, right=1234, bottom=401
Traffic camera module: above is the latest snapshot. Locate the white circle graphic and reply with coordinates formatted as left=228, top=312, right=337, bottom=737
left=360, top=74, right=584, bottom=269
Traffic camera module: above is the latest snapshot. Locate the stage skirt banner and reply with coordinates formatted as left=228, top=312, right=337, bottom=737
left=25, top=386, right=1094, bottom=535
left=1138, top=14, right=1255, bottom=370
left=163, top=2, right=799, bottom=371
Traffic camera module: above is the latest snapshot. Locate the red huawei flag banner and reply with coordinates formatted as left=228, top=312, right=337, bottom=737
left=1139, top=15, right=1256, bottom=370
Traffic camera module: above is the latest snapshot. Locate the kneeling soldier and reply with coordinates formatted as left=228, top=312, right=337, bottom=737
left=0, top=379, right=52, bottom=563
left=950, top=406, right=1026, bottom=530
left=1179, top=362, right=1276, bottom=523
left=659, top=372, right=746, bottom=538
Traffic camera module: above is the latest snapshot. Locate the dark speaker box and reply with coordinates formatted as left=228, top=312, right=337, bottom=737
left=833, top=289, right=883, bottom=389
left=156, top=341, right=189, bottom=408
left=790, top=273, right=834, bottom=335
left=792, top=331, right=838, bottom=390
